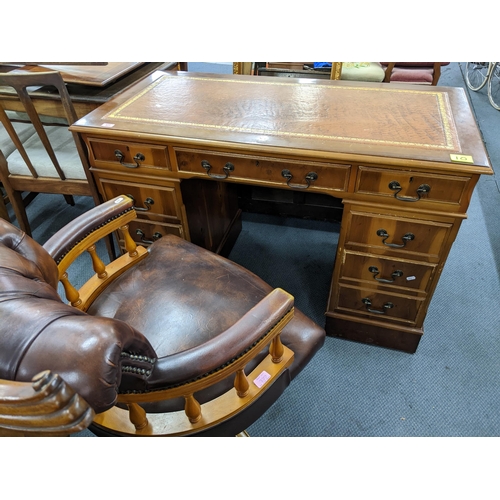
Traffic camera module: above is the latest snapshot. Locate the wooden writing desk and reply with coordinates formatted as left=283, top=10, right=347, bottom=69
left=71, top=71, right=493, bottom=353
left=0, top=62, right=181, bottom=119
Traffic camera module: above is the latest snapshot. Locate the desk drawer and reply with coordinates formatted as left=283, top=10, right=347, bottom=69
left=345, top=210, right=452, bottom=261
left=340, top=251, right=436, bottom=293
left=355, top=166, right=472, bottom=208
left=124, top=220, right=184, bottom=248
left=96, top=177, right=184, bottom=224
left=174, top=148, right=350, bottom=193
left=334, top=284, right=425, bottom=325
left=88, top=138, right=171, bottom=174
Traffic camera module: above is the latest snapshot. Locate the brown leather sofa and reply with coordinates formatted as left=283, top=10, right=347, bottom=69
left=0, top=196, right=326, bottom=436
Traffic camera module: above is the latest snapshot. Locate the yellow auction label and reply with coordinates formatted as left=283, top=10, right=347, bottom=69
left=450, top=154, right=474, bottom=164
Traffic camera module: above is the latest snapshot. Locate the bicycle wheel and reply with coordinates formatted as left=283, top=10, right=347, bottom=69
left=465, top=62, right=490, bottom=91
left=487, top=62, right=500, bottom=110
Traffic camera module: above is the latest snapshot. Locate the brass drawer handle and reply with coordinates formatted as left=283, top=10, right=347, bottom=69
left=362, top=298, right=394, bottom=314
left=389, top=180, right=431, bottom=202
left=281, top=169, right=318, bottom=189
left=368, top=266, right=403, bottom=283
left=115, top=149, right=145, bottom=168
left=136, top=229, right=162, bottom=244
left=201, top=160, right=234, bottom=179
left=126, top=194, right=155, bottom=212
left=377, top=229, right=415, bottom=248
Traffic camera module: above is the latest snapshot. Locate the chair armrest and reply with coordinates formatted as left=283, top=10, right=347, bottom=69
left=0, top=370, right=94, bottom=436
left=143, top=288, right=295, bottom=389
left=43, top=195, right=146, bottom=310
left=103, top=288, right=296, bottom=435
left=43, top=195, right=135, bottom=265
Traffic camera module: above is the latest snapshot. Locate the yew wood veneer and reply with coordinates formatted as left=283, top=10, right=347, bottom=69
left=70, top=71, right=493, bottom=353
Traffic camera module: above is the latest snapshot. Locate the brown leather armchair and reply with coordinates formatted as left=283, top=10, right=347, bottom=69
left=0, top=195, right=325, bottom=436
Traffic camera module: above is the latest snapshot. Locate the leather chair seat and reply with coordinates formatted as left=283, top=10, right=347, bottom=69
left=88, top=234, right=325, bottom=412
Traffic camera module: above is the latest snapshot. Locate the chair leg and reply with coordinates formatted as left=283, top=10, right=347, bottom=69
left=22, top=191, right=39, bottom=208
left=0, top=156, right=31, bottom=235
left=63, top=194, right=76, bottom=206
left=8, top=189, right=31, bottom=235
left=0, top=193, right=9, bottom=222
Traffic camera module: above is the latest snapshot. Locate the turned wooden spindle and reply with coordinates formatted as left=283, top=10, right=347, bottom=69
left=234, top=368, right=250, bottom=397
left=60, top=271, right=82, bottom=307
left=87, top=244, right=108, bottom=279
left=270, top=335, right=284, bottom=363
left=120, top=224, right=138, bottom=257
left=127, top=403, right=148, bottom=430
left=184, top=393, right=202, bottom=423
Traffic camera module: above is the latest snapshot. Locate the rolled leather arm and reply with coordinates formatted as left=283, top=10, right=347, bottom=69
left=3, top=295, right=157, bottom=414
left=120, top=288, right=294, bottom=393
left=43, top=195, right=134, bottom=263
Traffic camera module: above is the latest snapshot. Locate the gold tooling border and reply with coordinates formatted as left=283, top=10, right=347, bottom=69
left=104, top=75, right=461, bottom=151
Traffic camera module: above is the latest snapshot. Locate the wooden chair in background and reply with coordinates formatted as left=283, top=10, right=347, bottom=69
left=0, top=71, right=102, bottom=237
left=0, top=116, right=40, bottom=223
left=382, top=62, right=449, bottom=85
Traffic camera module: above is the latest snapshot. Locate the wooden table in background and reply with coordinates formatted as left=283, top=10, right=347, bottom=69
left=0, top=62, right=182, bottom=118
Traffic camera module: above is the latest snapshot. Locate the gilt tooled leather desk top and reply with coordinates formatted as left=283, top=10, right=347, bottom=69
left=72, top=71, right=491, bottom=170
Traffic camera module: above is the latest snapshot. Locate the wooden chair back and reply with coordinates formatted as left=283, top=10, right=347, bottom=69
left=0, top=71, right=100, bottom=236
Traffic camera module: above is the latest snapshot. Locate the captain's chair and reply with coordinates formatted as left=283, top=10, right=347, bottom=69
left=0, top=196, right=325, bottom=436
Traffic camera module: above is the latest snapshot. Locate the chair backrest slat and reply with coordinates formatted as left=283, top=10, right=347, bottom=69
left=0, top=71, right=81, bottom=181
left=15, top=86, right=66, bottom=180
left=0, top=106, right=39, bottom=177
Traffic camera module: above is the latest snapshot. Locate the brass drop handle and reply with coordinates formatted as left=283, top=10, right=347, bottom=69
left=368, top=266, right=404, bottom=283
left=126, top=194, right=155, bottom=212
left=362, top=298, right=394, bottom=315
left=281, top=169, right=318, bottom=189
left=389, top=180, right=431, bottom=202
left=115, top=149, right=145, bottom=168
left=136, top=229, right=162, bottom=244
left=377, top=229, right=415, bottom=248
left=201, top=160, right=234, bottom=179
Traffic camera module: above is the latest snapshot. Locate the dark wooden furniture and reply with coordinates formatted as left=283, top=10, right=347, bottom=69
left=70, top=71, right=493, bottom=353
left=0, top=71, right=101, bottom=236
left=0, top=63, right=181, bottom=235
left=0, top=198, right=325, bottom=436
left=0, top=62, right=181, bottom=119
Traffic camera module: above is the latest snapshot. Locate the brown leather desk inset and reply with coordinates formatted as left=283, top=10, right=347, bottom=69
left=71, top=71, right=493, bottom=353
